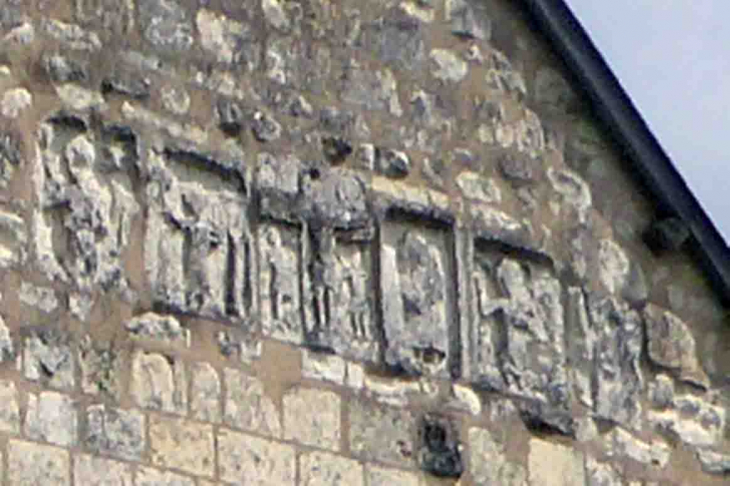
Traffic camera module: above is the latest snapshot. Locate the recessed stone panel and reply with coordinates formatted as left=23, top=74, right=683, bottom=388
left=380, top=216, right=458, bottom=378
left=144, top=147, right=254, bottom=323
left=467, top=239, right=569, bottom=428
left=304, top=230, right=378, bottom=361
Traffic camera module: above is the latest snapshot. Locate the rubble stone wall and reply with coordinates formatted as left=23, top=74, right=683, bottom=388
left=0, top=0, right=729, bottom=484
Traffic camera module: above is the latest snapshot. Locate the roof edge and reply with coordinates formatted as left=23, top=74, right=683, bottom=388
left=522, top=0, right=730, bottom=306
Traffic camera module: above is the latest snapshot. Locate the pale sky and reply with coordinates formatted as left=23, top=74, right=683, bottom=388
left=565, top=1, right=730, bottom=243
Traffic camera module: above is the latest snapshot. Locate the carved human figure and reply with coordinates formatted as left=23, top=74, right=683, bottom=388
left=61, top=134, right=138, bottom=292
left=343, top=249, right=371, bottom=340
left=397, top=230, right=447, bottom=328
left=471, top=255, right=566, bottom=406
left=310, top=231, right=373, bottom=353
left=260, top=225, right=300, bottom=338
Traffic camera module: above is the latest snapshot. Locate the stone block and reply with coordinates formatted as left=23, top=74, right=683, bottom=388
left=78, top=336, right=124, bottom=399
left=349, top=399, right=415, bottom=467
left=139, top=0, right=193, bottom=51
left=468, top=427, right=526, bottom=485
left=73, top=454, right=133, bottom=486
left=283, top=387, right=340, bottom=451
left=150, top=414, right=215, bottom=477
left=0, top=314, right=14, bottom=362
left=606, top=428, right=670, bottom=468
left=24, top=390, right=77, bottom=446
left=366, top=465, right=423, bottom=486
left=18, top=281, right=57, bottom=312
left=125, top=312, right=191, bottom=349
left=217, top=428, right=295, bottom=485
left=131, top=349, right=187, bottom=415
left=136, top=466, right=196, bottom=486
left=223, top=368, right=281, bottom=437
left=23, top=329, right=75, bottom=390
left=0, top=379, right=20, bottom=433
left=528, top=438, right=585, bottom=486
left=85, top=404, right=145, bottom=461
left=643, top=303, right=709, bottom=388
left=190, top=362, right=221, bottom=423
left=8, top=439, right=70, bottom=486
left=300, top=451, right=363, bottom=486
left=302, top=348, right=346, bottom=385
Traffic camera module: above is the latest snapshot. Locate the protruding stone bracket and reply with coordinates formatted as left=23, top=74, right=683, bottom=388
left=417, top=413, right=463, bottom=478
left=643, top=216, right=690, bottom=255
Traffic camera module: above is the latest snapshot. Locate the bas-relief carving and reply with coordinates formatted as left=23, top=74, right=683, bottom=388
left=380, top=218, right=456, bottom=377
left=259, top=223, right=302, bottom=342
left=144, top=149, right=254, bottom=321
left=305, top=229, right=377, bottom=361
left=468, top=241, right=567, bottom=410
left=33, top=117, right=139, bottom=294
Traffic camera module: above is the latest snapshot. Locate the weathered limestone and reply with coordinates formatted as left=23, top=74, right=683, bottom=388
left=528, top=438, right=585, bottom=486
left=284, top=387, right=341, bottom=451
left=0, top=380, right=20, bottom=433
left=223, top=368, right=281, bottom=437
left=300, top=451, right=363, bottom=486
left=217, top=429, right=296, bottom=485
left=136, top=467, right=195, bottom=486
left=149, top=415, right=215, bottom=477
left=24, top=329, right=75, bottom=390
left=350, top=400, right=415, bottom=467
left=131, top=350, right=187, bottom=415
left=644, top=303, right=710, bottom=388
left=190, top=362, right=221, bottom=423
left=73, top=455, right=134, bottom=486
left=0, top=0, right=725, bottom=484
left=24, top=391, right=77, bottom=447
left=8, top=440, right=70, bottom=486
left=469, top=427, right=527, bottom=485
left=85, top=405, right=145, bottom=461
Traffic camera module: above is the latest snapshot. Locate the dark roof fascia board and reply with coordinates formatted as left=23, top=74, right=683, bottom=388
left=522, top=0, right=730, bottom=306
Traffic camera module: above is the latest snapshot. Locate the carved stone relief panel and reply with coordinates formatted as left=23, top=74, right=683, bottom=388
left=380, top=215, right=458, bottom=378
left=468, top=240, right=568, bottom=413
left=259, top=222, right=303, bottom=343
left=33, top=115, right=139, bottom=294
left=144, top=147, right=254, bottom=323
left=304, top=228, right=377, bottom=362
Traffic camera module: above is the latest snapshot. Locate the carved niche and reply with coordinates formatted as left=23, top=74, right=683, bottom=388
left=380, top=212, right=459, bottom=378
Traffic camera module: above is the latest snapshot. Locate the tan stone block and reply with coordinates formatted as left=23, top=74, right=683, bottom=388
left=85, top=404, right=145, bottom=461
left=302, top=349, right=346, bottom=384
left=190, top=362, right=221, bottom=423
left=136, top=466, right=196, bottom=486
left=349, top=400, right=415, bottom=467
left=24, top=390, right=77, bottom=446
left=73, top=454, right=133, bottom=486
left=131, top=349, right=187, bottom=415
left=528, top=438, right=585, bottom=486
left=300, top=451, right=363, bottom=486
left=223, top=367, right=280, bottom=437
left=366, top=465, right=422, bottom=486
left=150, top=415, right=215, bottom=477
left=8, top=439, right=70, bottom=486
left=0, top=379, right=20, bottom=433
left=217, top=428, right=295, bottom=485
left=283, top=387, right=340, bottom=451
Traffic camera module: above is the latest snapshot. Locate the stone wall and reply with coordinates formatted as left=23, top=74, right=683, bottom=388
left=0, top=0, right=729, bottom=484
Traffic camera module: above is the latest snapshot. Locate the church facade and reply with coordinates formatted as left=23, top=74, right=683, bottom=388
left=0, top=0, right=728, bottom=484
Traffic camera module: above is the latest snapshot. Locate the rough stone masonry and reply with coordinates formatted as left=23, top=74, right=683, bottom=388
left=0, top=0, right=729, bottom=484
